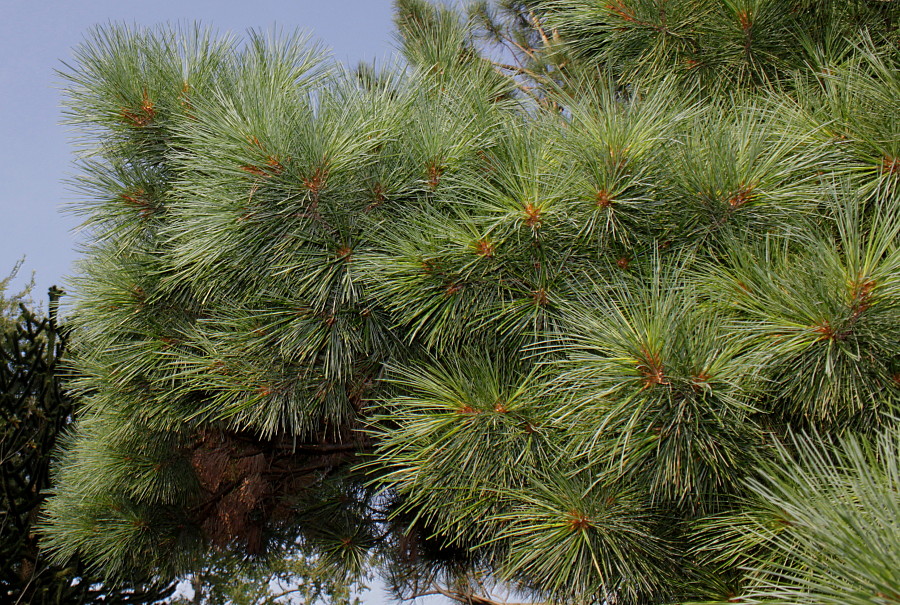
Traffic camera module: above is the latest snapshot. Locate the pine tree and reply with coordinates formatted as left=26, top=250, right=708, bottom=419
left=39, top=2, right=899, bottom=603
left=1, top=287, right=176, bottom=603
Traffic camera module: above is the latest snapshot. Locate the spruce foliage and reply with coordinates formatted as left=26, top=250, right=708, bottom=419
left=41, top=2, right=899, bottom=603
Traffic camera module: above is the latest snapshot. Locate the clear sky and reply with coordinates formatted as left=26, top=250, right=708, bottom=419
left=0, top=0, right=398, bottom=302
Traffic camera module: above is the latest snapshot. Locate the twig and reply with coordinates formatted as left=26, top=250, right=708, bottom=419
left=528, top=11, right=551, bottom=48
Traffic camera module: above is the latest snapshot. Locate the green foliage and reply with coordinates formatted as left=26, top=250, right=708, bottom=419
left=692, top=427, right=900, bottom=604
left=548, top=261, right=764, bottom=506
left=536, top=0, right=899, bottom=92
left=0, top=259, right=35, bottom=329
left=1, top=288, right=175, bottom=604
left=38, top=2, right=900, bottom=604
left=166, top=548, right=364, bottom=605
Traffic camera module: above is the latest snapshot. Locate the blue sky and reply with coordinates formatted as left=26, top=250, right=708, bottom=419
left=0, top=0, right=398, bottom=302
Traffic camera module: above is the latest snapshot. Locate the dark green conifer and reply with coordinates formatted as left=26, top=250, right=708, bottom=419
left=1, top=288, right=175, bottom=604
left=39, top=2, right=900, bottom=603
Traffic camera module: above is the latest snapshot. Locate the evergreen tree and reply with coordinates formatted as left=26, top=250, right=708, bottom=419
left=39, top=2, right=899, bottom=603
left=693, top=426, right=900, bottom=605
left=165, top=547, right=363, bottom=605
left=0, top=260, right=36, bottom=331
left=1, top=287, right=175, bottom=603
